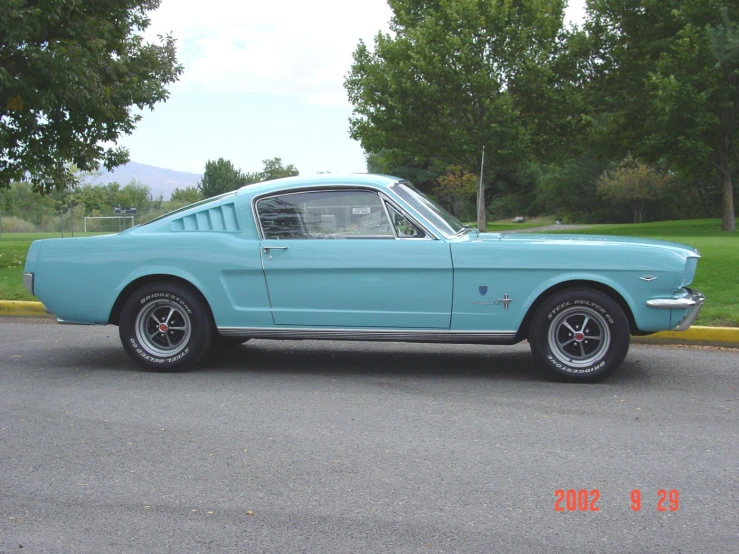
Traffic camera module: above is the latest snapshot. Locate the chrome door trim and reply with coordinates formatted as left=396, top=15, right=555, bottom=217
left=379, top=193, right=437, bottom=240
left=217, top=327, right=517, bottom=344
left=251, top=185, right=440, bottom=241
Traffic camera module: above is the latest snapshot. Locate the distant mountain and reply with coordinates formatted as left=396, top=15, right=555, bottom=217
left=88, top=161, right=201, bottom=200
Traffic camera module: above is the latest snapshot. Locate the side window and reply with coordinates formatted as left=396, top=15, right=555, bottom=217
left=386, top=203, right=426, bottom=238
left=257, top=196, right=310, bottom=239
left=257, top=190, right=394, bottom=239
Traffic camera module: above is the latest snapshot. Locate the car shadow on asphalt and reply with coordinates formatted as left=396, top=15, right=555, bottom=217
left=199, top=340, right=657, bottom=386
left=200, top=340, right=548, bottom=382
left=42, top=339, right=652, bottom=385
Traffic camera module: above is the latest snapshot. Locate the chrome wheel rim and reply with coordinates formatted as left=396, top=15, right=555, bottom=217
left=548, top=306, right=611, bottom=368
left=135, top=299, right=192, bottom=358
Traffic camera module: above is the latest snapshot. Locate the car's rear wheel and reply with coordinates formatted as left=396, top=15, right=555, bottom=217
left=119, top=281, right=213, bottom=372
left=529, top=288, right=630, bottom=382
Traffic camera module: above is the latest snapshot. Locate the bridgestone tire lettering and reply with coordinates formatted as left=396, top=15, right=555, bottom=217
left=119, top=281, right=212, bottom=372
left=530, top=287, right=630, bottom=382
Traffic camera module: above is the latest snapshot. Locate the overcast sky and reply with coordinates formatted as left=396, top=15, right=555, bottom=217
left=119, top=0, right=587, bottom=176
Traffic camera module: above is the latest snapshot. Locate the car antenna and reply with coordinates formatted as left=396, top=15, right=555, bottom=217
left=475, top=146, right=485, bottom=238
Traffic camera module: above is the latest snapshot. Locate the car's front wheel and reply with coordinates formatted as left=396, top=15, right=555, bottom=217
left=529, top=288, right=630, bottom=381
left=119, top=281, right=213, bottom=372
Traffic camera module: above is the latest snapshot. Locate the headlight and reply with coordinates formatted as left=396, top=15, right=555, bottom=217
left=681, top=257, right=698, bottom=288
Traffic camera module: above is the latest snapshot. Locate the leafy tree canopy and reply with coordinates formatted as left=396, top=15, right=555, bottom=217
left=345, top=0, right=576, bottom=229
left=596, top=155, right=672, bottom=224
left=434, top=166, right=477, bottom=219
left=170, top=186, right=203, bottom=205
left=198, top=158, right=247, bottom=198
left=585, top=0, right=738, bottom=230
left=365, top=149, right=446, bottom=192
left=260, top=157, right=299, bottom=181
left=0, top=0, right=183, bottom=193
left=197, top=157, right=300, bottom=198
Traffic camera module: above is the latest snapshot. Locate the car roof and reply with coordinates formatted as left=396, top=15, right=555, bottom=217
left=235, top=173, right=401, bottom=198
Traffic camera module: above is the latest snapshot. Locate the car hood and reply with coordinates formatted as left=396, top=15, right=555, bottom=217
left=472, top=232, right=700, bottom=258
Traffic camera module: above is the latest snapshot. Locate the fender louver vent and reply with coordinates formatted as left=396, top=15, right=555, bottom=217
left=170, top=203, right=240, bottom=232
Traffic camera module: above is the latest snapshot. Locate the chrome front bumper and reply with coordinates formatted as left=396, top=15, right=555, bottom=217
left=646, top=288, right=705, bottom=331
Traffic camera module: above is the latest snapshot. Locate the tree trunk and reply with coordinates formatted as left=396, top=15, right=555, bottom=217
left=720, top=171, right=735, bottom=232
left=476, top=172, right=487, bottom=232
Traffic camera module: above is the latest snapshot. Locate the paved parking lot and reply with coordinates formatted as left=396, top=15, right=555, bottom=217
left=1, top=319, right=737, bottom=553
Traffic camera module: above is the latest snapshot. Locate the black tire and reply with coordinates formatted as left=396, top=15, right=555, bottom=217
left=119, top=281, right=213, bottom=372
left=529, top=288, right=630, bottom=382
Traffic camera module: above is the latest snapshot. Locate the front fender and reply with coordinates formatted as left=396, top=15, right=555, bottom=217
left=519, top=272, right=670, bottom=334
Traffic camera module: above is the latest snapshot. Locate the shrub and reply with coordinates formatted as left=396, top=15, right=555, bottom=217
left=0, top=216, right=37, bottom=233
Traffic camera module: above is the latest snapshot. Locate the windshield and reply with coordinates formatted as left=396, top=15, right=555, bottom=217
left=140, top=191, right=237, bottom=226
left=390, top=181, right=466, bottom=238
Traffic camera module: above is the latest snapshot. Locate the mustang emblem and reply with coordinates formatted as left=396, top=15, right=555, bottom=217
left=473, top=293, right=513, bottom=309
left=479, top=286, right=488, bottom=296
left=497, top=294, right=513, bottom=310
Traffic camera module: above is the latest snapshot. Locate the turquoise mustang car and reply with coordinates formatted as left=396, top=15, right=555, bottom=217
left=23, top=174, right=704, bottom=381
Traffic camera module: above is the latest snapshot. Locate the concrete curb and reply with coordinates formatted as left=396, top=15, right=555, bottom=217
left=0, top=300, right=49, bottom=318
left=633, top=327, right=739, bottom=348
left=0, top=300, right=737, bottom=347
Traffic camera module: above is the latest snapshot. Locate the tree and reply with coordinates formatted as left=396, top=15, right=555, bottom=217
left=118, top=179, right=155, bottom=211
left=585, top=1, right=738, bottom=231
left=433, top=166, right=477, bottom=218
left=596, top=155, right=671, bottom=224
left=366, top=149, right=446, bottom=194
left=0, top=0, right=183, bottom=192
left=345, top=0, right=573, bottom=231
left=72, top=184, right=109, bottom=215
left=536, top=153, right=612, bottom=223
left=708, top=8, right=739, bottom=231
left=198, top=158, right=246, bottom=198
left=170, top=186, right=203, bottom=205
left=260, top=157, right=299, bottom=181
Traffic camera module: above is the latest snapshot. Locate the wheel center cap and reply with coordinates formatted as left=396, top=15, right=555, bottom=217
left=575, top=332, right=585, bottom=342
left=159, top=323, right=169, bottom=333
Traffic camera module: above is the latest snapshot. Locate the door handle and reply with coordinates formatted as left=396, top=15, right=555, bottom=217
left=263, top=245, right=288, bottom=259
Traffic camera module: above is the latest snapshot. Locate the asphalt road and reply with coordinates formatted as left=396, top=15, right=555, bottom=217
left=1, top=319, right=737, bottom=554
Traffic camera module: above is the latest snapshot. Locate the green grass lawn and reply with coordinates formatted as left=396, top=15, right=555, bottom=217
left=548, top=219, right=738, bottom=327
left=1, top=220, right=736, bottom=326
left=0, top=238, right=32, bottom=300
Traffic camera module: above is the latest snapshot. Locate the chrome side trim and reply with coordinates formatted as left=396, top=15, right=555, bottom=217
left=57, top=318, right=96, bottom=326
left=217, top=327, right=517, bottom=344
left=646, top=298, right=697, bottom=309
left=23, top=272, right=34, bottom=295
left=646, top=288, right=704, bottom=310
left=645, top=288, right=705, bottom=332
